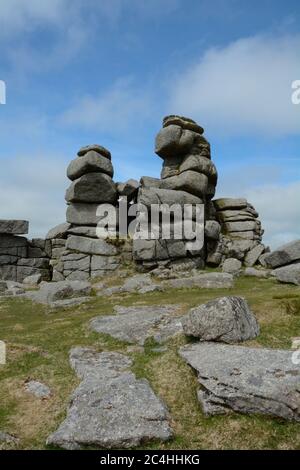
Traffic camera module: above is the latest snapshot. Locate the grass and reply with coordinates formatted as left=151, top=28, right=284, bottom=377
left=0, top=275, right=300, bottom=449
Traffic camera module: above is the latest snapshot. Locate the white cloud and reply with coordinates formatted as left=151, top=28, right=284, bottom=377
left=0, top=154, right=68, bottom=238
left=216, top=167, right=300, bottom=249
left=169, top=34, right=300, bottom=136
left=60, top=77, right=156, bottom=134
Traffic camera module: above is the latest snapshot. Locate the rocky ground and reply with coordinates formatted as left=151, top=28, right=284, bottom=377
left=0, top=270, right=300, bottom=450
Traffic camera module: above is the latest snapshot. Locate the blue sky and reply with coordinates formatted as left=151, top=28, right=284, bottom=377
left=0, top=0, right=299, bottom=247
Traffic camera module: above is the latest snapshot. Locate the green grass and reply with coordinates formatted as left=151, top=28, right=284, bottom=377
left=0, top=275, right=300, bottom=449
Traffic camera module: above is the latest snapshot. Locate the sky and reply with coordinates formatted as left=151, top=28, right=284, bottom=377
left=0, top=0, right=299, bottom=248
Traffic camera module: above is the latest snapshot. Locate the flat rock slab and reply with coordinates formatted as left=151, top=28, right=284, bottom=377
left=47, top=348, right=172, bottom=449
left=179, top=342, right=300, bottom=422
left=90, top=305, right=183, bottom=345
left=25, top=380, right=51, bottom=398
left=264, top=240, right=300, bottom=269
left=165, top=272, right=234, bottom=289
left=0, top=220, right=29, bottom=235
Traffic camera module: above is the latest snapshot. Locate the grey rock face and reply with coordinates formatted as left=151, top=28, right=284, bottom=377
left=165, top=272, right=234, bottom=289
left=264, top=240, right=300, bottom=268
left=66, top=236, right=118, bottom=256
left=273, top=262, right=300, bottom=286
left=46, top=348, right=172, bottom=449
left=25, top=380, right=51, bottom=398
left=26, top=280, right=91, bottom=305
left=67, top=151, right=114, bottom=181
left=65, top=173, right=117, bottom=204
left=179, top=342, right=300, bottom=422
left=77, top=144, right=111, bottom=160
left=91, top=305, right=183, bottom=345
left=223, top=221, right=257, bottom=233
left=140, top=176, right=162, bottom=189
left=67, top=226, right=98, bottom=238
left=222, top=258, right=242, bottom=274
left=45, top=223, right=71, bottom=240
left=181, top=296, right=259, bottom=343
left=0, top=220, right=29, bottom=235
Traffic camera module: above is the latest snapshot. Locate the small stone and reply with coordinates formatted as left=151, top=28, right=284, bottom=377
left=25, top=380, right=51, bottom=398
left=222, top=258, right=242, bottom=274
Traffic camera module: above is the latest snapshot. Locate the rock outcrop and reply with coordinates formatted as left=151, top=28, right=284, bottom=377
left=0, top=220, right=51, bottom=282
left=47, top=348, right=172, bottom=449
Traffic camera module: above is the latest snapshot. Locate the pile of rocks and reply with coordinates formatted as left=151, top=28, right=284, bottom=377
left=206, top=198, right=267, bottom=267
left=0, top=220, right=51, bottom=282
left=133, top=115, right=219, bottom=270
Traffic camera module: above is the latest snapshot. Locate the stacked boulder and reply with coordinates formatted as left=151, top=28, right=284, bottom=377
left=133, top=115, right=219, bottom=270
left=206, top=198, right=267, bottom=267
left=53, top=145, right=123, bottom=280
left=0, top=220, right=51, bottom=282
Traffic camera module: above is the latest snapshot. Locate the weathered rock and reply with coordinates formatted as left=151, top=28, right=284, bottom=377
left=23, top=273, right=42, bottom=286
left=155, top=125, right=196, bottom=159
left=66, top=236, right=118, bottom=256
left=0, top=220, right=29, bottom=235
left=121, top=274, right=154, bottom=293
left=264, top=240, right=300, bottom=268
left=67, top=203, right=106, bottom=226
left=67, top=151, right=114, bottom=181
left=165, top=272, right=234, bottom=289
left=244, top=267, right=270, bottom=278
left=163, top=115, right=204, bottom=135
left=222, top=258, right=242, bottom=274
left=140, top=176, right=162, bottom=189
left=65, top=173, right=117, bottom=204
left=181, top=296, right=259, bottom=343
left=205, top=220, right=221, bottom=241
left=273, top=263, right=300, bottom=286
left=77, top=144, right=111, bottom=160
left=90, top=255, right=120, bottom=277
left=214, top=198, right=248, bottom=211
left=160, top=171, right=208, bottom=198
left=26, top=280, right=91, bottom=305
left=179, top=342, right=300, bottom=422
left=244, top=244, right=265, bottom=267
left=117, top=179, right=139, bottom=198
left=138, top=188, right=202, bottom=208
left=25, top=380, right=51, bottom=398
left=46, top=223, right=71, bottom=240
left=223, top=221, right=257, bottom=233
left=91, top=305, right=183, bottom=345
left=46, top=348, right=172, bottom=449
left=67, top=226, right=98, bottom=238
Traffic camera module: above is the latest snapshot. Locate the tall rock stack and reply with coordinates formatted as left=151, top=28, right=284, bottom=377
left=133, top=115, right=219, bottom=270
left=58, top=145, right=122, bottom=281
left=206, top=198, right=267, bottom=266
